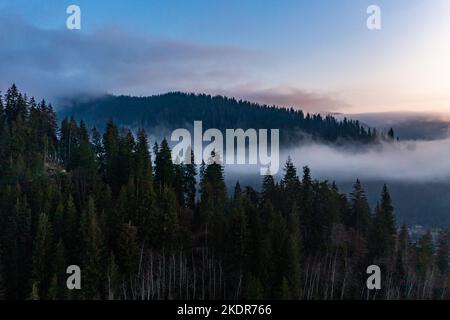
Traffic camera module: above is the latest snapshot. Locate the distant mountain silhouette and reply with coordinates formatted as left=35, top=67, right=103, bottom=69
left=60, top=92, right=376, bottom=145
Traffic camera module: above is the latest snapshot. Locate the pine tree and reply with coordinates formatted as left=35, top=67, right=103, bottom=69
left=155, top=186, right=179, bottom=249
left=173, top=159, right=186, bottom=207
left=117, top=129, right=136, bottom=187
left=280, top=157, right=298, bottom=191
left=261, top=173, right=275, bottom=205
left=154, top=138, right=174, bottom=192
left=369, top=185, right=396, bottom=261
left=348, top=179, right=371, bottom=236
left=103, top=119, right=120, bottom=193
left=4, top=84, right=27, bottom=125
left=199, top=151, right=227, bottom=225
left=134, top=129, right=153, bottom=185
left=300, top=166, right=314, bottom=246
left=133, top=131, right=156, bottom=240
left=183, top=148, right=197, bottom=210
left=226, top=195, right=248, bottom=297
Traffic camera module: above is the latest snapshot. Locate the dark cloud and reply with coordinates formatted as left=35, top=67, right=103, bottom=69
left=0, top=13, right=348, bottom=114
left=0, top=13, right=254, bottom=103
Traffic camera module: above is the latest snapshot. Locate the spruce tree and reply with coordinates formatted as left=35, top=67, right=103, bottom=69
left=183, top=149, right=197, bottom=210
left=261, top=173, right=275, bottom=205
left=103, top=119, right=120, bottom=193
left=369, top=184, right=396, bottom=261
left=300, top=166, right=314, bottom=245
left=154, top=138, right=174, bottom=192
left=348, top=179, right=371, bottom=236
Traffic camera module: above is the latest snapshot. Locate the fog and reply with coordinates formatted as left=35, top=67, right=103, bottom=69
left=285, top=138, right=450, bottom=182
left=222, top=137, right=450, bottom=184
left=336, top=112, right=450, bottom=140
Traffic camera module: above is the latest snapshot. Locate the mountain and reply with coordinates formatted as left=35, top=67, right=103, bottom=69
left=336, top=112, right=450, bottom=141
left=59, top=92, right=376, bottom=145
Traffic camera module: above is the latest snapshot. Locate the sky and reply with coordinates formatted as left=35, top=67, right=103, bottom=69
left=0, top=0, right=449, bottom=113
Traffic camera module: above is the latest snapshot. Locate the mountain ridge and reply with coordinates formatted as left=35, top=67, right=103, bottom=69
left=59, top=91, right=377, bottom=145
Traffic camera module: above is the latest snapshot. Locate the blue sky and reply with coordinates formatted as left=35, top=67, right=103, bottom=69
left=0, top=0, right=449, bottom=113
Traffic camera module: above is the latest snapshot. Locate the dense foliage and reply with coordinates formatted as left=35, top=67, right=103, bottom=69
left=0, top=85, right=448, bottom=300
left=61, top=92, right=377, bottom=145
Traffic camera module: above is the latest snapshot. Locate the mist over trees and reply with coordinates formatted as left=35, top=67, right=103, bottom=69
left=61, top=92, right=378, bottom=145
left=0, top=85, right=449, bottom=300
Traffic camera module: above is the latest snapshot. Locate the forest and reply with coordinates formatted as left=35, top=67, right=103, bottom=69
left=61, top=92, right=379, bottom=146
left=0, top=84, right=449, bottom=300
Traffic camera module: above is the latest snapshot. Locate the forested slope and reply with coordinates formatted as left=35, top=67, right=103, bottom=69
left=0, top=85, right=448, bottom=300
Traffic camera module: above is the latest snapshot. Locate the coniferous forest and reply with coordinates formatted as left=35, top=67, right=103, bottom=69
left=0, top=85, right=449, bottom=300
left=61, top=92, right=377, bottom=145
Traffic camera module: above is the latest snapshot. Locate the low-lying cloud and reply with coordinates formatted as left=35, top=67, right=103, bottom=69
left=224, top=137, right=450, bottom=183
left=286, top=138, right=450, bottom=182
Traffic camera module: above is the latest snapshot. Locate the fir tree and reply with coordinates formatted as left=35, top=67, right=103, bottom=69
left=369, top=185, right=396, bottom=261
left=154, top=138, right=174, bottom=192
left=183, top=148, right=197, bottom=210
left=348, top=179, right=371, bottom=236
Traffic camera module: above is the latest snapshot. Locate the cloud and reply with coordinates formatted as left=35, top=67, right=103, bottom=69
left=211, top=86, right=348, bottom=113
left=284, top=138, right=450, bottom=182
left=0, top=13, right=255, bottom=102
left=223, top=137, right=450, bottom=184
left=336, top=112, right=450, bottom=140
left=238, top=87, right=349, bottom=113
left=0, top=13, right=349, bottom=114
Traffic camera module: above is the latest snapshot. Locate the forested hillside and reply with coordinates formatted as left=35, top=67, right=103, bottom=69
left=0, top=85, right=449, bottom=300
left=61, top=92, right=377, bottom=145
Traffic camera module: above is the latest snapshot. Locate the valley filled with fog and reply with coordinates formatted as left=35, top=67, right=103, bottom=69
left=224, top=126, right=450, bottom=229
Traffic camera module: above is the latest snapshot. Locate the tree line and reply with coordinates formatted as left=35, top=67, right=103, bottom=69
left=61, top=92, right=380, bottom=146
left=0, top=85, right=448, bottom=300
